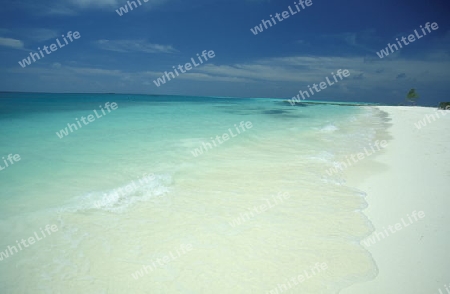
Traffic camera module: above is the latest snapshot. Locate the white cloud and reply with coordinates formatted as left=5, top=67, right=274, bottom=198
left=0, top=37, right=24, bottom=49
left=66, top=66, right=123, bottom=76
left=47, top=7, right=77, bottom=15
left=4, top=52, right=450, bottom=101
left=68, top=0, right=170, bottom=8
left=22, top=28, right=60, bottom=42
left=3, top=0, right=169, bottom=15
left=189, top=55, right=450, bottom=93
left=68, top=0, right=119, bottom=8
left=180, top=72, right=254, bottom=83
left=96, top=39, right=177, bottom=54
left=143, top=70, right=254, bottom=83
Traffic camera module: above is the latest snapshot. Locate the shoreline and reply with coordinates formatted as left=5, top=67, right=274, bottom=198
left=341, top=106, right=450, bottom=293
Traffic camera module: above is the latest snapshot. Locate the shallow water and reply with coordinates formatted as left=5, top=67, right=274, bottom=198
left=0, top=93, right=387, bottom=293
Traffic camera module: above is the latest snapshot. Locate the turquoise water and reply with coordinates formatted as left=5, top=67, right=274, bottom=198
left=0, top=93, right=387, bottom=293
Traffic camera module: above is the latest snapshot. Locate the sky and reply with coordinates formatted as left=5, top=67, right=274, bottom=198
left=0, top=0, right=449, bottom=105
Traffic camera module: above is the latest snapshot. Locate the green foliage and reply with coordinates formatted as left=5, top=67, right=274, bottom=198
left=438, top=102, right=450, bottom=109
left=405, top=89, right=419, bottom=104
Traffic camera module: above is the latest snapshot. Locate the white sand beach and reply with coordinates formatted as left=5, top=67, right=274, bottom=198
left=342, top=106, right=450, bottom=294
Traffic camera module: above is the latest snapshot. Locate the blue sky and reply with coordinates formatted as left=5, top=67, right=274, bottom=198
left=0, top=0, right=449, bottom=105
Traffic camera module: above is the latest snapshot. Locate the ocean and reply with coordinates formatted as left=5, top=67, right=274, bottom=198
left=0, top=93, right=388, bottom=293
